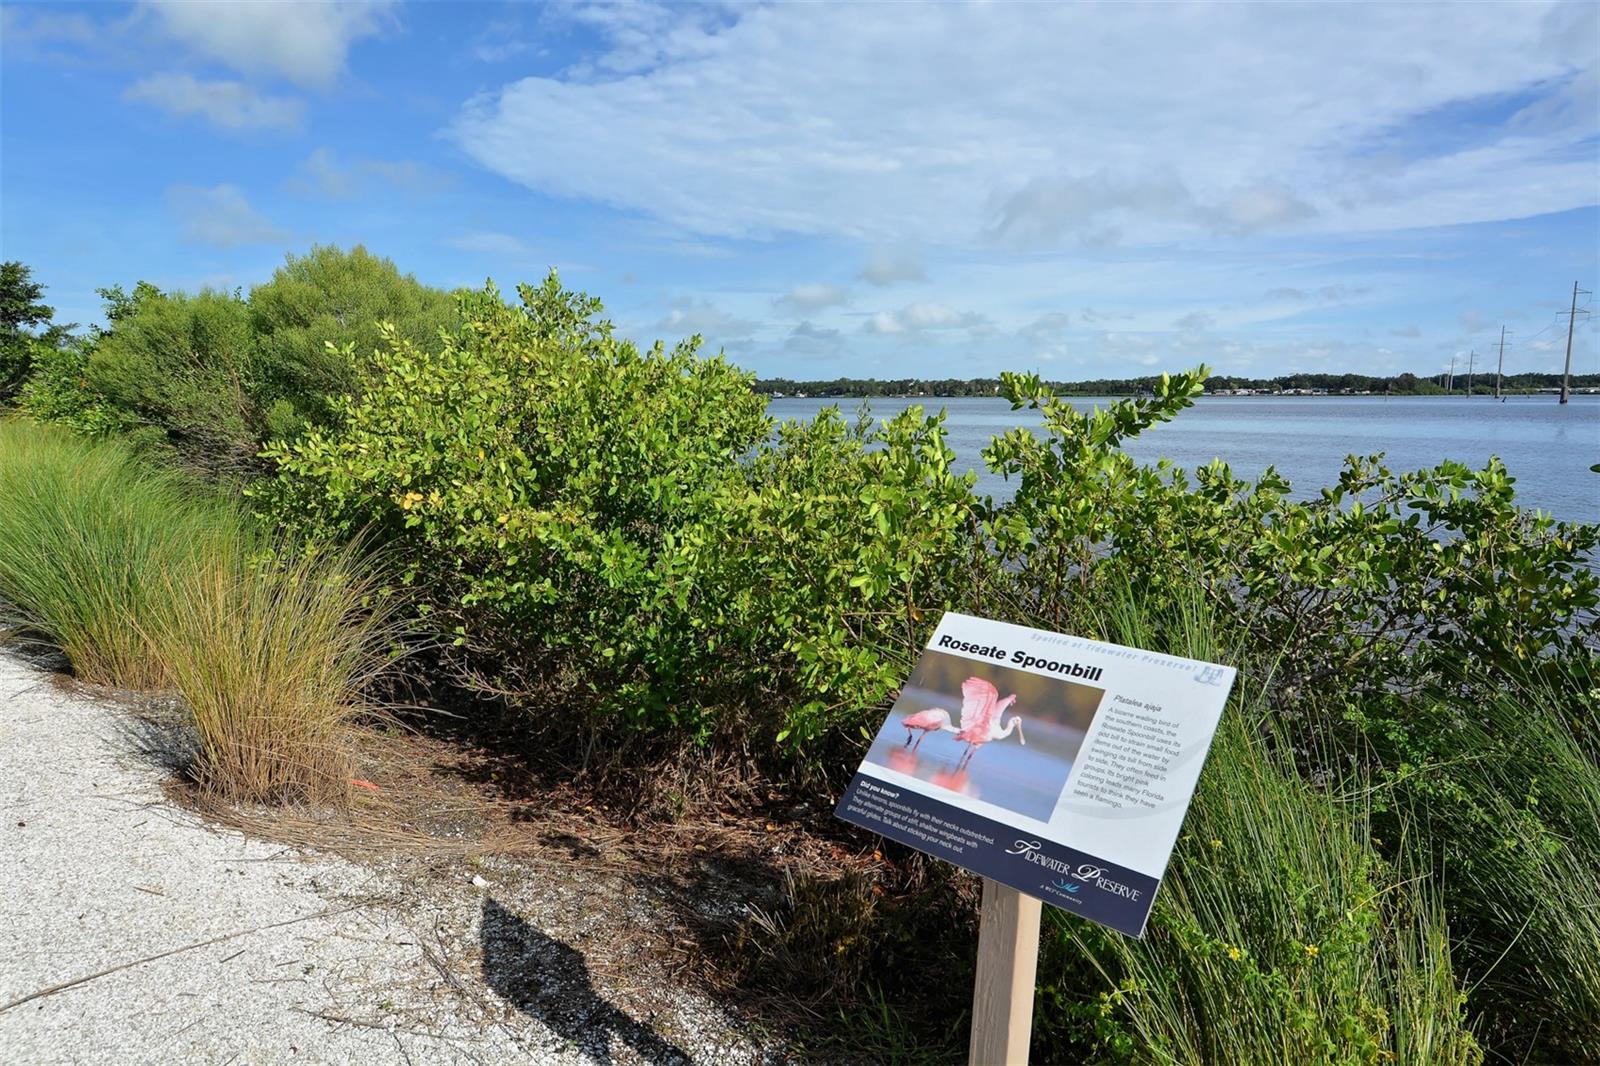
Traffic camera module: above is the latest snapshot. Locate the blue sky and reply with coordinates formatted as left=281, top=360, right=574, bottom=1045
left=3, top=1, right=1597, bottom=380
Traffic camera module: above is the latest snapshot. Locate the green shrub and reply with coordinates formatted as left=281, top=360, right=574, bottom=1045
left=986, top=370, right=1599, bottom=701
left=259, top=273, right=996, bottom=747
left=704, top=402, right=988, bottom=746
left=256, top=274, right=771, bottom=731
left=20, top=246, right=456, bottom=479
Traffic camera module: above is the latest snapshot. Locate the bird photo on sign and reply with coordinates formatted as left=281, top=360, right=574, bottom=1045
left=862, top=649, right=1102, bottom=822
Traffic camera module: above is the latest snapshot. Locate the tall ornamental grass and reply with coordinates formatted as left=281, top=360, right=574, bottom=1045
left=1033, top=588, right=1481, bottom=1065
left=1383, top=660, right=1600, bottom=1062
left=0, top=417, right=217, bottom=687
left=0, top=419, right=395, bottom=804
left=155, top=537, right=398, bottom=804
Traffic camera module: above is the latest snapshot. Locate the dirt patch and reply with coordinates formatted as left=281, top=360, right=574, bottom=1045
left=151, top=701, right=976, bottom=1060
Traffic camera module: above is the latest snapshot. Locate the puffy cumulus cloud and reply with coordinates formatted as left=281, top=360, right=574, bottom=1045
left=290, top=149, right=453, bottom=198
left=862, top=302, right=987, bottom=336
left=858, top=252, right=927, bottom=287
left=124, top=73, right=304, bottom=131
left=139, top=0, right=395, bottom=88
left=784, top=321, right=847, bottom=358
left=167, top=184, right=288, bottom=247
left=451, top=3, right=1597, bottom=246
left=775, top=283, right=850, bottom=313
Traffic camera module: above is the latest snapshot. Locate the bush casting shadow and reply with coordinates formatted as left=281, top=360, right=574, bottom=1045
left=479, top=897, right=689, bottom=1065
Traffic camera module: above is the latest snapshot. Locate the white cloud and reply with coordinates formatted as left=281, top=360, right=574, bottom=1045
left=472, top=16, right=533, bottom=65
left=446, top=232, right=532, bottom=256
left=0, top=7, right=102, bottom=52
left=124, top=73, right=303, bottom=131
left=167, top=185, right=288, bottom=247
left=291, top=149, right=452, bottom=198
left=1390, top=325, right=1423, bottom=338
left=139, top=0, right=394, bottom=88
left=858, top=252, right=927, bottom=286
left=775, top=283, right=849, bottom=313
left=863, top=302, right=986, bottom=336
left=1172, top=311, right=1216, bottom=331
left=655, top=299, right=758, bottom=345
left=451, top=4, right=1597, bottom=246
left=1019, top=312, right=1072, bottom=339
left=784, top=321, right=846, bottom=358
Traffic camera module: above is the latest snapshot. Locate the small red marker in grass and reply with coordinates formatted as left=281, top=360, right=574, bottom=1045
left=351, top=779, right=380, bottom=792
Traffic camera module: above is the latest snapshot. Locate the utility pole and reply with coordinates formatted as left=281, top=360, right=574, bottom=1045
left=1466, top=350, right=1476, bottom=397
left=1560, top=280, right=1591, bottom=405
left=1495, top=327, right=1509, bottom=400
left=1446, top=355, right=1456, bottom=392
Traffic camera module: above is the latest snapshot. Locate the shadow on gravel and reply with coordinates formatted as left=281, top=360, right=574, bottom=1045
left=480, top=897, right=690, bottom=1065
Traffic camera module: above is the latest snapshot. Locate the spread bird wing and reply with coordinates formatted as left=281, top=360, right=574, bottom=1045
left=957, top=676, right=999, bottom=734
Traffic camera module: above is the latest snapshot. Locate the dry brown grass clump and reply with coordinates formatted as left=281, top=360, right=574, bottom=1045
left=155, top=538, right=401, bottom=805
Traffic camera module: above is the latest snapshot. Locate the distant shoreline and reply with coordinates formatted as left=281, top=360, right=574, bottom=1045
left=754, top=371, right=1598, bottom=401
left=763, top=389, right=1600, bottom=400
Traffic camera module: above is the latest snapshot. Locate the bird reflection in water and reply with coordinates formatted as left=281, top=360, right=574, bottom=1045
left=885, top=746, right=978, bottom=799
left=886, top=748, right=919, bottom=775
left=930, top=766, right=974, bottom=797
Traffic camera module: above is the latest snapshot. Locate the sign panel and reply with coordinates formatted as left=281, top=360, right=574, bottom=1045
left=835, top=611, right=1236, bottom=938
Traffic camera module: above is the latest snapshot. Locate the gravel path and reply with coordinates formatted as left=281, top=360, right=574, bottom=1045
left=0, top=651, right=773, bottom=1065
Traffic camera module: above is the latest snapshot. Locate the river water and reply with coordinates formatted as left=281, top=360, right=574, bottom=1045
left=767, top=394, right=1600, bottom=523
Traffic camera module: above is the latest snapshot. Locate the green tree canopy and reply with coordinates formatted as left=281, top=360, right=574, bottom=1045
left=0, top=261, right=72, bottom=405
left=21, top=245, right=458, bottom=478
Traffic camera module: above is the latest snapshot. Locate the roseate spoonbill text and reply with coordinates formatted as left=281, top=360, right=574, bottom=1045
left=953, top=676, right=1024, bottom=768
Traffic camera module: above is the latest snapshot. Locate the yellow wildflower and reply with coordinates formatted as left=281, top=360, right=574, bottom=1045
left=1303, top=943, right=1319, bottom=957
left=1227, top=947, right=1242, bottom=961
left=1209, top=838, right=1222, bottom=849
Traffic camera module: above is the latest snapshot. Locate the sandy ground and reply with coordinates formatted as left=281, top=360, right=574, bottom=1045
left=0, top=650, right=776, bottom=1065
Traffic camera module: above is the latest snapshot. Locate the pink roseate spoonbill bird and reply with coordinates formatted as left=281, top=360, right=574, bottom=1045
left=900, top=708, right=956, bottom=752
left=953, top=676, right=1024, bottom=769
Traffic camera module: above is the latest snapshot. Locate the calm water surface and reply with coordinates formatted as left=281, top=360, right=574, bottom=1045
left=768, top=395, right=1600, bottom=523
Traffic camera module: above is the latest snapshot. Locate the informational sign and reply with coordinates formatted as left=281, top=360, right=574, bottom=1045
left=836, top=611, right=1236, bottom=938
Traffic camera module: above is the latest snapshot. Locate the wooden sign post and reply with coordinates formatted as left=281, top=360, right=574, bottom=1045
left=969, top=879, right=1042, bottom=1065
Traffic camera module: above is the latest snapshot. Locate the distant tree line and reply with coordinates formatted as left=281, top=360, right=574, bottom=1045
left=755, top=370, right=1599, bottom=398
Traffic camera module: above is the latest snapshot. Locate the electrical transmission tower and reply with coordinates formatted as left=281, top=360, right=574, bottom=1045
left=1560, top=280, right=1591, bottom=404
left=1495, top=326, right=1510, bottom=400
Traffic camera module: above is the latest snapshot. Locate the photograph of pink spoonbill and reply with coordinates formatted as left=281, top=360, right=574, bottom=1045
left=864, top=649, right=1103, bottom=822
